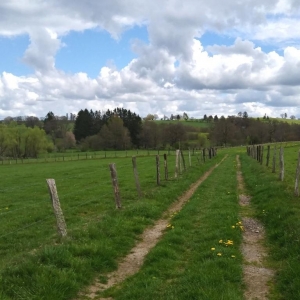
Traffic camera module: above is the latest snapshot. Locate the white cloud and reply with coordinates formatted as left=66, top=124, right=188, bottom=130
left=0, top=0, right=300, bottom=119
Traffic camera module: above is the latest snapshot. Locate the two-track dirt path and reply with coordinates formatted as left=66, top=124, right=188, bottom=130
left=77, top=156, right=227, bottom=300
left=236, top=155, right=274, bottom=300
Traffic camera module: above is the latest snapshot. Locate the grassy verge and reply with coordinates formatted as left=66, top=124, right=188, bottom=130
left=240, top=153, right=300, bottom=300
left=99, top=154, right=244, bottom=300
left=0, top=153, right=222, bottom=299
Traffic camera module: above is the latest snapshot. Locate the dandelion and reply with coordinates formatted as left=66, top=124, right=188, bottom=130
left=240, top=226, right=244, bottom=231
left=167, top=224, right=171, bottom=228
left=211, top=248, right=215, bottom=251
left=217, top=253, right=222, bottom=256
left=231, top=225, right=235, bottom=229
left=219, top=239, right=223, bottom=244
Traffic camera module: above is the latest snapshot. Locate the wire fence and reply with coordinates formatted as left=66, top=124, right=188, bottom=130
left=0, top=148, right=217, bottom=273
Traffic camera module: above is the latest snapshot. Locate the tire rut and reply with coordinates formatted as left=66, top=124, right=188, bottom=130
left=77, top=155, right=228, bottom=299
left=236, top=155, right=274, bottom=300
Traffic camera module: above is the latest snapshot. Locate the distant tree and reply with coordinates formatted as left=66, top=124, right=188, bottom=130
left=141, top=121, right=160, bottom=148
left=290, top=115, right=296, bottom=120
left=153, top=114, right=159, bottom=120
left=203, top=114, right=208, bottom=122
left=176, top=114, right=181, bottom=120
left=25, top=116, right=42, bottom=128
left=63, top=132, right=76, bottom=149
left=183, top=112, right=189, bottom=121
left=98, top=117, right=131, bottom=150
left=144, top=114, right=155, bottom=121
left=73, top=109, right=93, bottom=141
left=237, top=112, right=242, bottom=118
left=214, top=115, right=219, bottom=122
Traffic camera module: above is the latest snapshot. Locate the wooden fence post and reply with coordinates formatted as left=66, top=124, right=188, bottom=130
left=294, top=150, right=300, bottom=196
left=266, top=145, right=270, bottom=167
left=46, top=179, right=67, bottom=237
left=180, top=150, right=186, bottom=171
left=260, top=145, right=264, bottom=165
left=164, top=154, right=168, bottom=180
left=203, top=148, right=206, bottom=162
left=132, top=157, right=142, bottom=198
left=188, top=148, right=192, bottom=167
left=109, top=163, right=122, bottom=209
left=279, top=146, right=284, bottom=181
left=272, top=145, right=277, bottom=173
left=175, top=150, right=180, bottom=178
left=156, top=155, right=160, bottom=185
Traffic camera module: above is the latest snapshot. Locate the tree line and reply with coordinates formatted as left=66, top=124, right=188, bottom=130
left=2, top=108, right=300, bottom=158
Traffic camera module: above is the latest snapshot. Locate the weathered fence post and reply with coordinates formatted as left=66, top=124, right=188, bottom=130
left=164, top=154, right=168, bottom=180
left=279, top=146, right=284, bottom=181
left=46, top=179, right=67, bottom=237
left=132, top=156, right=142, bottom=198
left=188, top=148, right=191, bottom=167
left=109, top=163, right=122, bottom=209
left=266, top=145, right=270, bottom=167
left=294, top=150, right=300, bottom=196
left=175, top=150, right=180, bottom=178
left=203, top=148, right=206, bottom=162
left=260, top=145, right=264, bottom=165
left=272, top=145, right=277, bottom=173
left=180, top=150, right=186, bottom=171
left=156, top=155, right=160, bottom=185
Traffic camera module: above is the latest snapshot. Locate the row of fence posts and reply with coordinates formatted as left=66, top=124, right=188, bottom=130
left=246, top=144, right=284, bottom=180
left=246, top=144, right=300, bottom=196
left=46, top=147, right=217, bottom=238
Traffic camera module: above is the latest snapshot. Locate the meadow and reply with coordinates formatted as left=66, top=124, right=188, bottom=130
left=2, top=143, right=300, bottom=299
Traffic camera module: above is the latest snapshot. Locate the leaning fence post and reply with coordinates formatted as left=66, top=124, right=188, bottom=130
left=156, top=155, right=160, bottom=185
left=46, top=179, right=67, bottom=237
left=294, top=150, right=300, bottom=196
left=109, top=163, right=122, bottom=209
left=164, top=154, right=168, bottom=180
left=132, top=156, right=142, bottom=198
left=175, top=150, right=180, bottom=178
left=279, top=146, right=284, bottom=181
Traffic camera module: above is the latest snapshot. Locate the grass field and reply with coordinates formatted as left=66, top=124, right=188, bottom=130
left=0, top=149, right=220, bottom=299
left=2, top=143, right=300, bottom=299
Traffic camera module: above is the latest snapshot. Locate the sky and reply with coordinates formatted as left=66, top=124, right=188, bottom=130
left=0, top=0, right=300, bottom=120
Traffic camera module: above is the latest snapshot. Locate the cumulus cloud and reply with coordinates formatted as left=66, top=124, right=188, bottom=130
left=0, top=0, right=300, bottom=119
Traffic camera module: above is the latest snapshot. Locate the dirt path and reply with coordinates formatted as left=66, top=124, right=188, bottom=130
left=78, top=156, right=227, bottom=300
left=236, top=155, right=274, bottom=300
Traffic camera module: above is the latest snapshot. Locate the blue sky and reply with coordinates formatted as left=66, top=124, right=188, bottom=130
left=0, top=0, right=300, bottom=120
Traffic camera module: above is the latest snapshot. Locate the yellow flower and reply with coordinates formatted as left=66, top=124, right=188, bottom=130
left=219, top=240, right=223, bottom=244
left=231, top=226, right=235, bottom=229
left=217, top=253, right=222, bottom=256
left=231, top=255, right=236, bottom=258
left=211, top=248, right=215, bottom=251
left=166, top=224, right=171, bottom=228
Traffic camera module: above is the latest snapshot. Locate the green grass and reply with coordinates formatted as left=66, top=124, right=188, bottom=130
left=1, top=149, right=183, bottom=165
left=241, top=150, right=300, bottom=300
left=0, top=151, right=222, bottom=299
left=100, top=154, right=244, bottom=300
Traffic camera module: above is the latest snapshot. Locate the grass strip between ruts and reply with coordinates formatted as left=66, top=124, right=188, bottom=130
left=100, top=154, right=244, bottom=300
